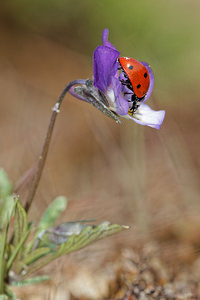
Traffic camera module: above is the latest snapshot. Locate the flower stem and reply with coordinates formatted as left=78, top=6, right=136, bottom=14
left=24, top=80, right=86, bottom=213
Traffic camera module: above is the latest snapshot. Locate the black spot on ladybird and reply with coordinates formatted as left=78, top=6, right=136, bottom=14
left=128, top=65, right=133, bottom=70
left=144, top=72, right=148, bottom=78
left=137, top=84, right=141, bottom=89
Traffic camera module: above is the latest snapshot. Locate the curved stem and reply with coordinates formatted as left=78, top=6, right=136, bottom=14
left=24, top=80, right=86, bottom=213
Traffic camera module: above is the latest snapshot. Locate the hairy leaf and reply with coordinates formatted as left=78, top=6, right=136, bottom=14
left=10, top=276, right=50, bottom=286
left=57, top=222, right=129, bottom=255
left=14, top=201, right=28, bottom=246
left=0, top=201, right=17, bottom=293
left=0, top=169, right=12, bottom=199
left=37, top=196, right=67, bottom=233
left=46, top=220, right=95, bottom=244
left=5, top=285, right=19, bottom=300
left=0, top=295, right=8, bottom=300
left=0, top=169, right=13, bottom=229
left=7, top=229, right=30, bottom=271
left=25, top=222, right=129, bottom=275
left=0, top=195, right=16, bottom=229
left=0, top=227, right=8, bottom=293
left=22, top=247, right=51, bottom=266
left=24, top=196, right=67, bottom=254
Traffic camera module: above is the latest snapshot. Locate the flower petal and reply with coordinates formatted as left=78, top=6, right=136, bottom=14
left=110, top=77, right=129, bottom=115
left=140, top=62, right=154, bottom=102
left=93, top=45, right=120, bottom=93
left=102, top=28, right=118, bottom=51
left=125, top=103, right=165, bottom=129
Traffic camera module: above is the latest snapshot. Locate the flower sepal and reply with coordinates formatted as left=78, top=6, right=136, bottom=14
left=70, top=79, right=121, bottom=123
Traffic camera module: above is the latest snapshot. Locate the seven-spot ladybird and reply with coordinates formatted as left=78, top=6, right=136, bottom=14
left=118, top=57, right=150, bottom=113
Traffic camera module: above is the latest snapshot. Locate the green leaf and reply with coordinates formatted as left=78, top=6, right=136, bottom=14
left=57, top=222, right=129, bottom=255
left=45, top=221, right=93, bottom=245
left=14, top=200, right=28, bottom=246
left=37, top=196, right=67, bottom=233
left=0, top=201, right=17, bottom=294
left=5, top=285, right=19, bottom=299
left=0, top=168, right=13, bottom=228
left=22, top=247, right=51, bottom=265
left=0, top=195, right=16, bottom=229
left=0, top=169, right=12, bottom=199
left=25, top=222, right=129, bottom=275
left=24, top=196, right=67, bottom=255
left=6, top=200, right=30, bottom=272
left=10, top=276, right=50, bottom=286
left=0, top=295, right=8, bottom=300
left=0, top=227, right=8, bottom=294
left=7, top=229, right=30, bottom=271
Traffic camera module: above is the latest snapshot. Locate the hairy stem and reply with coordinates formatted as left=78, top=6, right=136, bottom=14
left=24, top=80, right=86, bottom=213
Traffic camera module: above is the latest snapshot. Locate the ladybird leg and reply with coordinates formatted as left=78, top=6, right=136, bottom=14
left=138, top=96, right=145, bottom=102
left=123, top=92, right=132, bottom=95
left=120, top=68, right=131, bottom=79
left=119, top=80, right=133, bottom=92
left=128, top=94, right=139, bottom=115
left=126, top=84, right=134, bottom=92
left=119, top=79, right=128, bottom=85
left=130, top=94, right=140, bottom=113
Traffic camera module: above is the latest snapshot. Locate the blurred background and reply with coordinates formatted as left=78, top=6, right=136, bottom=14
left=0, top=0, right=200, bottom=298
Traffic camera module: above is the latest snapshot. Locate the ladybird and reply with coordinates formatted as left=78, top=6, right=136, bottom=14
left=118, top=57, right=150, bottom=113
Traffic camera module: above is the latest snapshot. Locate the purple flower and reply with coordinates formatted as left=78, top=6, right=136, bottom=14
left=70, top=29, right=165, bottom=129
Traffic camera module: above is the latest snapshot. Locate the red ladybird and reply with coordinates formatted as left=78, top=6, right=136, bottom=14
left=118, top=57, right=150, bottom=112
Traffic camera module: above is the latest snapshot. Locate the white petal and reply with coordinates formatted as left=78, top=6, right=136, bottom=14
left=124, top=103, right=165, bottom=129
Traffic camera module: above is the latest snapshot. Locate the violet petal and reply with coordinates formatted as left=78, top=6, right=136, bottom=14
left=140, top=62, right=154, bottom=102
left=111, top=77, right=129, bottom=115
left=93, top=45, right=120, bottom=93
left=102, top=28, right=118, bottom=51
